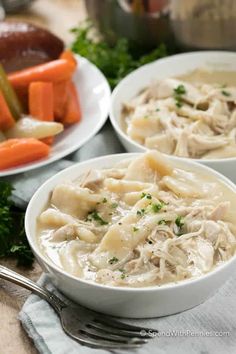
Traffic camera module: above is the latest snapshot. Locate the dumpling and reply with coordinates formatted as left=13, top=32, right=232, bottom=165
left=89, top=197, right=177, bottom=269
left=39, top=208, right=76, bottom=227
left=124, top=150, right=173, bottom=183
left=51, top=183, right=101, bottom=218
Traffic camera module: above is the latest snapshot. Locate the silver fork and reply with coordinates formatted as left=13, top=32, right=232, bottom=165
left=0, top=265, right=157, bottom=349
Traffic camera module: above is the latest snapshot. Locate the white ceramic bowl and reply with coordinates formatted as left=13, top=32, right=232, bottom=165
left=110, top=51, right=236, bottom=183
left=25, top=153, right=236, bottom=318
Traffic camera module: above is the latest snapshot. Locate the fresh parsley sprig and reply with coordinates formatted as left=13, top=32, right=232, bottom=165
left=71, top=22, right=167, bottom=89
left=0, top=182, right=34, bottom=267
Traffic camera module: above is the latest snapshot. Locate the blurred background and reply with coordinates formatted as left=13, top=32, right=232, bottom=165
left=2, top=0, right=236, bottom=50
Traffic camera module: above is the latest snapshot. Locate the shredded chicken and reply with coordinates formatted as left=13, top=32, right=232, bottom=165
left=123, top=71, right=236, bottom=159
left=38, top=152, right=236, bottom=287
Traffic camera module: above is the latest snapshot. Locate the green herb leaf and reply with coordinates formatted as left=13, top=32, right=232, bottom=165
left=133, top=226, right=139, bottom=232
left=175, top=216, right=184, bottom=228
left=119, top=269, right=126, bottom=279
left=175, top=98, right=183, bottom=108
left=221, top=90, right=231, bottom=97
left=174, top=84, right=186, bottom=95
left=108, top=256, right=119, bottom=265
left=137, top=208, right=146, bottom=216
left=111, top=202, right=118, bottom=209
left=151, top=202, right=165, bottom=213
left=173, top=84, right=186, bottom=108
left=0, top=181, right=33, bottom=266
left=141, top=192, right=152, bottom=200
left=158, top=219, right=167, bottom=225
left=87, top=210, right=108, bottom=225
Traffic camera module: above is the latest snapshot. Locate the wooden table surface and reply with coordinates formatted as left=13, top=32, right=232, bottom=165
left=0, top=1, right=86, bottom=353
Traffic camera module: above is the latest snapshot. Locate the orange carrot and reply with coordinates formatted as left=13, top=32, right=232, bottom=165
left=0, top=138, right=50, bottom=170
left=41, top=137, right=54, bottom=145
left=53, top=80, right=70, bottom=121
left=29, top=82, right=54, bottom=121
left=8, top=59, right=75, bottom=89
left=60, top=50, right=77, bottom=69
left=63, top=82, right=82, bottom=125
left=0, top=90, right=15, bottom=131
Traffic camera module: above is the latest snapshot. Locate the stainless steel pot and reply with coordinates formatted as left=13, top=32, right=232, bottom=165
left=170, top=0, right=236, bottom=50
left=85, top=0, right=173, bottom=49
left=86, top=0, right=236, bottom=50
left=1, top=0, right=34, bottom=13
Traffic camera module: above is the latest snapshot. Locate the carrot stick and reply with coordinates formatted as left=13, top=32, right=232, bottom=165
left=63, top=82, right=82, bottom=125
left=29, top=82, right=54, bottom=121
left=8, top=59, right=75, bottom=89
left=0, top=138, right=50, bottom=170
left=53, top=80, right=70, bottom=121
left=41, top=137, right=54, bottom=145
left=0, top=90, right=15, bottom=131
left=60, top=50, right=77, bottom=69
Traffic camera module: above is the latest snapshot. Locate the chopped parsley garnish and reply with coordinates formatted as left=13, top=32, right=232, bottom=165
left=87, top=210, right=108, bottom=225
left=175, top=216, right=184, bottom=228
left=156, top=108, right=160, bottom=111
left=173, top=84, right=186, bottom=108
left=119, top=269, right=126, bottom=279
left=111, top=202, right=118, bottom=209
left=174, top=84, right=186, bottom=95
left=109, top=256, right=119, bottom=265
left=137, top=208, right=146, bottom=216
left=141, top=192, right=152, bottom=200
left=175, top=216, right=185, bottom=236
left=151, top=202, right=165, bottom=213
left=175, top=99, right=183, bottom=108
left=133, top=226, right=139, bottom=232
left=102, top=197, right=107, bottom=203
left=158, top=219, right=167, bottom=225
left=221, top=90, right=231, bottom=97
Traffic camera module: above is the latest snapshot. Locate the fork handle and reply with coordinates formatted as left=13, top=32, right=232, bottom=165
left=0, top=265, right=66, bottom=312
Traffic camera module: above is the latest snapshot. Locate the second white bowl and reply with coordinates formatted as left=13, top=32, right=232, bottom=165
left=110, top=51, right=236, bottom=183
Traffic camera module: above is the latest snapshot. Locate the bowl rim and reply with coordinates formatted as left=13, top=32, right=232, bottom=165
left=109, top=50, right=236, bottom=164
left=25, top=152, right=236, bottom=293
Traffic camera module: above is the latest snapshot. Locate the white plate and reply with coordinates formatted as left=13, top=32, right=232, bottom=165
left=109, top=51, right=236, bottom=182
left=0, top=55, right=111, bottom=177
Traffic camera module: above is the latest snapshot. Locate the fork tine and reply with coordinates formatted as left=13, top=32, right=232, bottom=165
left=66, top=330, right=144, bottom=349
left=80, top=326, right=147, bottom=344
left=93, top=316, right=158, bottom=334
left=88, top=322, right=153, bottom=339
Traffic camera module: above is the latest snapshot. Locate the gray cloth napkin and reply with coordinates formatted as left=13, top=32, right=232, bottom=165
left=20, top=273, right=236, bottom=354
left=8, top=123, right=235, bottom=353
